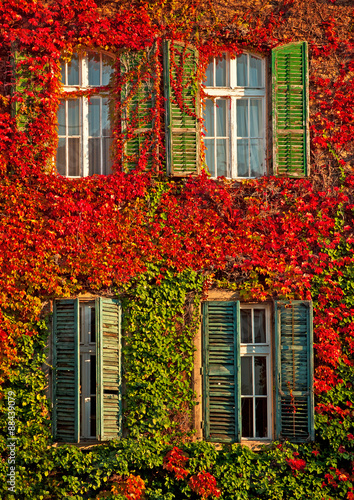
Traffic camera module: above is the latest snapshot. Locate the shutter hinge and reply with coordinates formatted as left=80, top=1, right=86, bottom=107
left=200, top=367, right=203, bottom=375
left=201, top=421, right=204, bottom=429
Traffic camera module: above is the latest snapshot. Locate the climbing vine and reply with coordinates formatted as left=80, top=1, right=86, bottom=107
left=1, top=0, right=354, bottom=498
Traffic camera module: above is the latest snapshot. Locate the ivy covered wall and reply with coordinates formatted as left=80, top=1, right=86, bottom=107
left=1, top=0, right=354, bottom=498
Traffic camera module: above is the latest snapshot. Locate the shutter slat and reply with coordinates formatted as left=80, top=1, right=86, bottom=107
left=203, top=302, right=241, bottom=443
left=53, top=299, right=79, bottom=443
left=97, top=298, right=122, bottom=441
left=272, top=42, right=309, bottom=177
left=275, top=301, right=314, bottom=442
left=164, top=41, right=200, bottom=176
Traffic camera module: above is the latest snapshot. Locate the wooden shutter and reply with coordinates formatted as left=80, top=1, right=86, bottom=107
left=275, top=300, right=314, bottom=442
left=163, top=40, right=200, bottom=176
left=203, top=301, right=241, bottom=443
left=97, top=298, right=122, bottom=440
left=53, top=299, right=80, bottom=443
left=272, top=42, right=309, bottom=177
left=120, top=46, right=158, bottom=172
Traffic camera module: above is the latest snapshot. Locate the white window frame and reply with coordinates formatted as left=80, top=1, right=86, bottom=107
left=240, top=303, right=272, bottom=441
left=203, top=52, right=266, bottom=179
left=58, top=52, right=113, bottom=177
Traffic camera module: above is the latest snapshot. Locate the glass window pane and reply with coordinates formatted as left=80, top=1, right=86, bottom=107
left=215, top=55, right=227, bottom=86
left=237, top=100, right=248, bottom=137
left=88, top=52, right=100, bottom=86
left=90, top=306, right=96, bottom=343
left=242, top=398, right=253, bottom=437
left=255, top=357, right=267, bottom=395
left=56, top=137, right=66, bottom=176
left=237, top=139, right=249, bottom=177
left=216, top=140, right=227, bottom=177
left=60, top=61, right=66, bottom=85
left=205, top=139, right=215, bottom=177
left=89, top=98, right=100, bottom=137
left=102, top=137, right=113, bottom=175
left=237, top=54, right=247, bottom=87
left=57, top=101, right=66, bottom=136
left=68, top=100, right=80, bottom=136
left=250, top=56, right=262, bottom=87
left=250, top=139, right=263, bottom=177
left=68, top=137, right=80, bottom=176
left=254, top=309, right=266, bottom=343
left=102, top=55, right=113, bottom=86
left=250, top=99, right=263, bottom=138
left=241, top=309, right=252, bottom=343
left=90, top=355, right=96, bottom=437
left=241, top=357, right=253, bottom=395
left=89, top=138, right=101, bottom=175
left=204, top=100, right=214, bottom=137
left=102, top=98, right=111, bottom=136
left=67, top=54, right=79, bottom=86
left=205, top=59, right=213, bottom=86
left=216, top=99, right=227, bottom=137
left=255, top=398, right=267, bottom=438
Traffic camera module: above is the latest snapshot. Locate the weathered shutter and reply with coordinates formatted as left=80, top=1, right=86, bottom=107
left=203, top=301, right=241, bottom=442
left=275, top=300, right=314, bottom=442
left=272, top=42, right=309, bottom=177
left=97, top=297, right=122, bottom=440
left=121, top=46, right=157, bottom=172
left=163, top=40, right=200, bottom=176
left=53, top=299, right=80, bottom=443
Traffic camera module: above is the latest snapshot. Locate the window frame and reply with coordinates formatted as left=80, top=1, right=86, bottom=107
left=239, top=303, right=272, bottom=442
left=58, top=52, right=114, bottom=178
left=203, top=52, right=267, bottom=179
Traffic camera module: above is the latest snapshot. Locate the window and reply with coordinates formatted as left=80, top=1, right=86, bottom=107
left=204, top=53, right=266, bottom=178
left=52, top=298, right=121, bottom=443
left=203, top=42, right=309, bottom=178
left=57, top=53, right=113, bottom=177
left=202, top=300, right=314, bottom=443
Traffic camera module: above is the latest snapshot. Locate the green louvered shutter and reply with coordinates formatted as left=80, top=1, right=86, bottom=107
left=203, top=301, right=241, bottom=442
left=275, top=301, right=314, bottom=442
left=121, top=46, right=158, bottom=171
left=53, top=299, right=80, bottom=443
left=163, top=40, right=200, bottom=176
left=97, top=298, right=122, bottom=440
left=272, top=42, right=309, bottom=177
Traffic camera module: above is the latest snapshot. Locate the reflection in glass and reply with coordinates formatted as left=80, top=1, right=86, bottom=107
left=242, top=398, right=253, bottom=437
left=67, top=54, right=79, bottom=86
left=237, top=54, right=247, bottom=86
left=205, top=59, right=213, bottom=86
left=88, top=53, right=100, bottom=86
left=89, top=138, right=100, bottom=175
left=89, top=99, right=100, bottom=137
left=90, top=355, right=96, bottom=437
left=216, top=140, right=227, bottom=177
left=250, top=100, right=262, bottom=137
left=56, top=138, right=66, bottom=176
left=241, top=309, right=252, bottom=343
left=205, top=140, right=215, bottom=177
left=250, top=139, right=263, bottom=177
left=216, top=99, right=227, bottom=137
left=215, top=55, right=227, bottom=87
left=254, top=309, right=266, bottom=343
left=237, top=139, right=248, bottom=177
left=68, top=137, right=80, bottom=176
left=255, top=357, right=267, bottom=395
left=250, top=56, right=262, bottom=87
left=103, top=138, right=113, bottom=175
left=102, top=55, right=112, bottom=86
left=102, top=98, right=110, bottom=135
left=241, top=357, right=253, bottom=395
left=68, top=100, right=80, bottom=136
left=204, top=100, right=214, bottom=137
left=58, top=101, right=66, bottom=135
left=237, top=100, right=248, bottom=137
